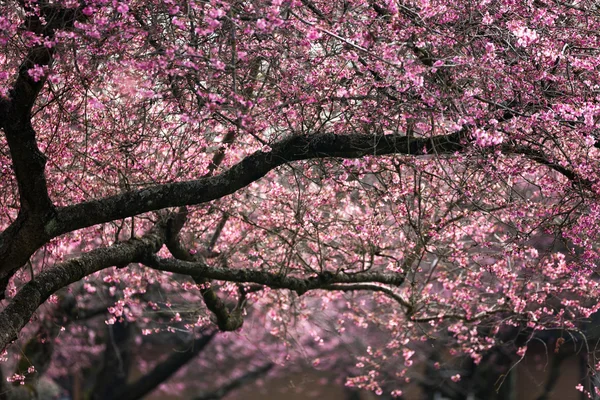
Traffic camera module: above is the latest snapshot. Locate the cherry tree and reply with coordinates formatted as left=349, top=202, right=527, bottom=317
left=2, top=0, right=600, bottom=397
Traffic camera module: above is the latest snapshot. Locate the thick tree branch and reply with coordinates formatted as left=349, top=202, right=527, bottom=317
left=0, top=3, right=88, bottom=286
left=504, top=144, right=593, bottom=190
left=142, top=255, right=405, bottom=296
left=4, top=45, right=54, bottom=215
left=51, top=130, right=466, bottom=236
left=0, top=215, right=53, bottom=295
left=4, top=2, right=85, bottom=215
left=110, top=331, right=217, bottom=400
left=0, top=222, right=168, bottom=351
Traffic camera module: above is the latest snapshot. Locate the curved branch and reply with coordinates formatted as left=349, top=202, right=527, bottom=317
left=320, top=283, right=412, bottom=309
left=0, top=215, right=53, bottom=292
left=0, top=3, right=87, bottom=283
left=5, top=3, right=85, bottom=215
left=4, top=45, right=55, bottom=215
left=142, top=255, right=405, bottom=296
left=504, top=144, right=593, bottom=190
left=51, top=130, right=466, bottom=236
left=0, top=224, right=168, bottom=351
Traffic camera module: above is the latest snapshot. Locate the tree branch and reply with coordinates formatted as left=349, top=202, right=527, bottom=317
left=51, top=130, right=466, bottom=237
left=0, top=2, right=87, bottom=287
left=4, top=3, right=85, bottom=215
left=321, top=283, right=412, bottom=310
left=4, top=45, right=55, bottom=215
left=504, top=144, right=593, bottom=190
left=142, top=255, right=405, bottom=297
left=0, top=222, right=168, bottom=351
left=0, top=215, right=53, bottom=295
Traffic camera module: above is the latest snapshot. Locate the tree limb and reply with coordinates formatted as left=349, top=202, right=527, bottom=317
left=321, top=283, right=412, bottom=310
left=4, top=2, right=86, bottom=216
left=0, top=222, right=168, bottom=351
left=504, top=144, right=593, bottom=190
left=143, top=254, right=405, bottom=296
left=51, top=130, right=466, bottom=237
left=0, top=2, right=87, bottom=288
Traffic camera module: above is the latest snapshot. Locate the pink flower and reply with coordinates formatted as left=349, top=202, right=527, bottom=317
left=27, top=65, right=46, bottom=82
left=172, top=17, right=186, bottom=29
left=585, top=135, right=596, bottom=147
left=306, top=28, right=322, bottom=40
left=512, top=26, right=538, bottom=47
left=256, top=19, right=267, bottom=30
left=117, top=3, right=129, bottom=14
left=82, top=6, right=95, bottom=16
left=472, top=127, right=504, bottom=147
left=211, top=58, right=226, bottom=71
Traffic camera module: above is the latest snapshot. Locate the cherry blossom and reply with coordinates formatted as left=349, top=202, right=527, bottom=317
left=1, top=0, right=600, bottom=398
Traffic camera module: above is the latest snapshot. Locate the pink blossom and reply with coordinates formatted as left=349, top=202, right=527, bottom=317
left=116, top=3, right=129, bottom=14
left=256, top=19, right=267, bottom=30
left=306, top=28, right=322, bottom=40
left=27, top=65, right=46, bottom=82
left=512, top=26, right=538, bottom=47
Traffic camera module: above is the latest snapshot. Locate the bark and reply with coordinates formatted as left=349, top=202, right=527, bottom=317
left=0, top=1, right=87, bottom=283
left=51, top=129, right=466, bottom=237
left=143, top=254, right=406, bottom=295
left=5, top=45, right=54, bottom=215
left=0, top=223, right=168, bottom=351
